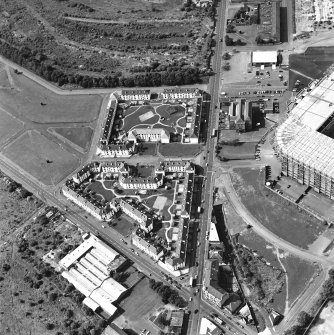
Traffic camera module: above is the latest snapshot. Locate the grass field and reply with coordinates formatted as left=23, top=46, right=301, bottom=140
left=289, top=47, right=334, bottom=90
left=159, top=143, right=202, bottom=158
left=219, top=142, right=256, bottom=160
left=112, top=214, right=137, bottom=237
left=123, top=105, right=157, bottom=132
left=0, top=70, right=102, bottom=123
left=116, top=278, right=164, bottom=334
left=3, top=130, right=80, bottom=185
left=87, top=181, right=115, bottom=202
left=156, top=104, right=186, bottom=125
left=50, top=126, right=93, bottom=151
left=138, top=143, right=157, bottom=156
left=281, top=254, right=317, bottom=307
left=231, top=167, right=326, bottom=249
left=0, top=107, right=24, bottom=145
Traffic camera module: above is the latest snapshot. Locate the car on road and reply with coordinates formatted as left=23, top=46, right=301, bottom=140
left=130, top=248, right=134, bottom=252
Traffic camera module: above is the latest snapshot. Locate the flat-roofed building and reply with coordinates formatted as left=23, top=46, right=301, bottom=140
left=60, top=235, right=127, bottom=317
left=120, top=89, right=151, bottom=101
left=132, top=233, right=164, bottom=260
left=199, top=317, right=223, bottom=335
left=128, top=128, right=170, bottom=143
left=251, top=50, right=277, bottom=66
left=170, top=309, right=185, bottom=335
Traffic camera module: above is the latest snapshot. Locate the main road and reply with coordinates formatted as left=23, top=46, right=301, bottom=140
left=187, top=1, right=256, bottom=335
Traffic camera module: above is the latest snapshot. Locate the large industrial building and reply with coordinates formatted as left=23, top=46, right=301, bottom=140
left=59, top=235, right=127, bottom=317
left=276, top=71, right=334, bottom=198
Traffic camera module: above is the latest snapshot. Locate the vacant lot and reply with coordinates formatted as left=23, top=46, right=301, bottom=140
left=116, top=278, right=164, bottom=334
left=281, top=254, right=317, bottom=307
left=231, top=167, right=326, bottom=248
left=237, top=230, right=317, bottom=314
left=51, top=127, right=93, bottom=151
left=159, top=143, right=202, bottom=158
left=0, top=107, right=24, bottom=146
left=289, top=47, right=334, bottom=90
left=0, top=70, right=101, bottom=123
left=0, top=174, right=42, bottom=239
left=3, top=130, right=80, bottom=185
left=219, top=142, right=256, bottom=160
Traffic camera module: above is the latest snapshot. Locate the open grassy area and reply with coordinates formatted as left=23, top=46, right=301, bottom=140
left=219, top=142, right=256, bottom=160
left=116, top=277, right=164, bottom=334
left=123, top=105, right=158, bottom=132
left=231, top=167, right=326, bottom=249
left=289, top=47, right=334, bottom=90
left=51, top=126, right=93, bottom=151
left=0, top=107, right=24, bottom=146
left=159, top=143, right=202, bottom=158
left=87, top=181, right=115, bottom=202
left=0, top=70, right=101, bottom=123
left=281, top=254, right=317, bottom=307
left=3, top=130, right=80, bottom=186
left=112, top=214, right=137, bottom=237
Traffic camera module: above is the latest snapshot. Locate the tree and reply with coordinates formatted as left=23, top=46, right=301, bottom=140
left=223, top=63, right=231, bottom=71
left=49, top=292, right=58, bottom=302
left=222, top=52, right=231, bottom=60
left=297, top=311, right=312, bottom=327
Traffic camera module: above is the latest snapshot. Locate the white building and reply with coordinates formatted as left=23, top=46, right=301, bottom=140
left=161, top=88, right=201, bottom=100
left=120, top=89, right=151, bottom=101
left=251, top=51, right=277, bottom=66
left=119, top=175, right=164, bottom=190
left=128, top=128, right=170, bottom=143
left=60, top=235, right=127, bottom=317
left=96, top=143, right=135, bottom=158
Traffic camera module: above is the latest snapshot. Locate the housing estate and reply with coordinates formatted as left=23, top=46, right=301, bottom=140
left=59, top=234, right=127, bottom=317
left=118, top=198, right=154, bottom=233
left=96, top=142, right=136, bottom=158
left=128, top=128, right=170, bottom=143
left=132, top=233, right=164, bottom=260
left=161, top=88, right=201, bottom=100
left=183, top=103, right=202, bottom=144
left=276, top=71, right=334, bottom=199
left=120, top=89, right=151, bottom=102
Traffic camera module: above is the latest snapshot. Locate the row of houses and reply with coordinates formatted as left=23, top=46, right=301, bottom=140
left=118, top=88, right=202, bottom=102
left=130, top=165, right=195, bottom=271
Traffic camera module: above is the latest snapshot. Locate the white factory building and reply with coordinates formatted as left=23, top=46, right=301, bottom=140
left=59, top=235, right=127, bottom=317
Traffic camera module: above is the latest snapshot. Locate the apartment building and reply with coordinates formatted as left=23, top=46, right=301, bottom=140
left=163, top=160, right=193, bottom=173
left=132, top=233, right=164, bottom=260
left=120, top=89, right=151, bottom=101
left=161, top=88, right=201, bottom=100
left=202, top=259, right=229, bottom=308
left=100, top=161, right=128, bottom=175
left=119, top=174, right=164, bottom=190
left=96, top=142, right=136, bottom=158
left=72, top=162, right=100, bottom=184
left=119, top=199, right=154, bottom=233
left=128, top=128, right=170, bottom=143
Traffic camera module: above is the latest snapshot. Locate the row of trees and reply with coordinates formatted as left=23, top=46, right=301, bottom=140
left=149, top=279, right=187, bottom=307
left=0, top=40, right=202, bottom=88
left=225, top=35, right=246, bottom=46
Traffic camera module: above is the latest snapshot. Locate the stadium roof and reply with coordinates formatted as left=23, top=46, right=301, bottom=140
left=252, top=51, right=277, bottom=63
left=276, top=71, right=334, bottom=178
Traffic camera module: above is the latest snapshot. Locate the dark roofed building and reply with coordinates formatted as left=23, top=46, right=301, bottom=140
left=170, top=309, right=185, bottom=335
left=202, top=259, right=229, bottom=308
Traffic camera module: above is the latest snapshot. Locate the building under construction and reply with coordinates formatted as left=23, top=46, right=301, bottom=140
left=276, top=71, right=334, bottom=198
